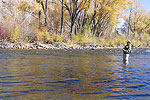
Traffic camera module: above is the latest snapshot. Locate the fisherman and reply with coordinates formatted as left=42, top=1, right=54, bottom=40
left=122, top=40, right=132, bottom=64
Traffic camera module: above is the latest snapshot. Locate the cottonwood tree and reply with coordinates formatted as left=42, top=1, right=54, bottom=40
left=35, top=0, right=48, bottom=26
left=63, top=0, right=92, bottom=37
left=18, top=0, right=48, bottom=27
left=1, top=0, right=28, bottom=42
left=86, top=0, right=134, bottom=37
left=124, top=0, right=150, bottom=36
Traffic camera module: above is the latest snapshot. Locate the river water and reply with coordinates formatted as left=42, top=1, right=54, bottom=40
left=0, top=49, right=150, bottom=100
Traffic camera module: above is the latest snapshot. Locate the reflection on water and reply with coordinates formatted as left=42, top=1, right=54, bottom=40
left=1, top=49, right=150, bottom=99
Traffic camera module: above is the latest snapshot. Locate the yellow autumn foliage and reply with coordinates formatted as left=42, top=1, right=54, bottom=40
left=3, top=0, right=150, bottom=49
left=17, top=1, right=30, bottom=11
left=131, top=39, right=141, bottom=47
left=127, top=1, right=134, bottom=8
left=51, top=34, right=63, bottom=42
left=10, top=28, right=19, bottom=43
left=33, top=2, right=42, bottom=12
left=80, top=35, right=96, bottom=43
left=36, top=29, right=44, bottom=41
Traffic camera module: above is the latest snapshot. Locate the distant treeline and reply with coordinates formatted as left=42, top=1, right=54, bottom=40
left=0, top=0, right=150, bottom=47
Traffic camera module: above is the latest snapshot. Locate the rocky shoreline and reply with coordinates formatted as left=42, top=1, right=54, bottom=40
left=0, top=42, right=126, bottom=50
left=1, top=42, right=147, bottom=50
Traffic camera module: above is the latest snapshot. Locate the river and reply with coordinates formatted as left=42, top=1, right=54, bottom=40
left=0, top=49, right=150, bottom=100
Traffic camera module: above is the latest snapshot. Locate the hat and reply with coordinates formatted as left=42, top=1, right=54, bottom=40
left=127, top=40, right=131, bottom=43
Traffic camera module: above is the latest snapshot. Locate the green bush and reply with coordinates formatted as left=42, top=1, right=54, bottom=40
left=81, top=25, right=91, bottom=36
left=80, top=35, right=96, bottom=43
left=141, top=33, right=150, bottom=46
left=72, top=34, right=82, bottom=42
left=10, top=28, right=19, bottom=42
left=53, top=34, right=62, bottom=42
left=44, top=32, right=50, bottom=43
left=98, top=37, right=105, bottom=46
left=131, top=39, right=141, bottom=47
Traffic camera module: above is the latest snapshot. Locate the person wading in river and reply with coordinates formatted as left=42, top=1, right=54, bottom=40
left=122, top=40, right=132, bottom=64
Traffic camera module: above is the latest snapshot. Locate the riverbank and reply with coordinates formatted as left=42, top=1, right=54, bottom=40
left=0, top=42, right=127, bottom=50
left=1, top=41, right=148, bottom=50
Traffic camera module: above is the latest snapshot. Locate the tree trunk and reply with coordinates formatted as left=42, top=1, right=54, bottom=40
left=60, top=0, right=64, bottom=38
left=38, top=11, right=41, bottom=26
left=44, top=0, right=48, bottom=25
left=40, top=0, right=48, bottom=26
left=70, top=17, right=74, bottom=38
left=70, top=22, right=73, bottom=38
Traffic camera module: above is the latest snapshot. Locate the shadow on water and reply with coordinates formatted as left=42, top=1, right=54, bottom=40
left=1, top=49, right=150, bottom=99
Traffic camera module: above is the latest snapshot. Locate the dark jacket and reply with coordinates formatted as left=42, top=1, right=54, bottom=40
left=123, top=44, right=132, bottom=54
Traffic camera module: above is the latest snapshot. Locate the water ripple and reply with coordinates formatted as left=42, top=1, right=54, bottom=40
left=1, top=49, right=150, bottom=100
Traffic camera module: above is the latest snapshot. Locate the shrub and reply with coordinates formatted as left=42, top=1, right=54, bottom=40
left=116, top=38, right=122, bottom=46
left=10, top=28, right=19, bottom=43
left=98, top=37, right=105, bottom=46
left=113, top=36, right=126, bottom=46
left=131, top=39, right=142, bottom=47
left=122, top=39, right=127, bottom=46
left=0, top=23, right=9, bottom=41
left=24, top=36, right=37, bottom=43
left=80, top=25, right=91, bottom=36
left=53, top=34, right=62, bottom=42
left=36, top=30, right=44, bottom=41
left=80, top=35, right=96, bottom=43
left=72, top=34, right=82, bottom=43
left=140, top=33, right=150, bottom=47
left=107, top=40, right=116, bottom=47
left=44, top=31, right=50, bottom=43
left=66, top=39, right=72, bottom=44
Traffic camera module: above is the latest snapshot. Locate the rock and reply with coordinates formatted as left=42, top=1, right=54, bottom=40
left=0, top=41, right=126, bottom=50
left=91, top=47, right=95, bottom=50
